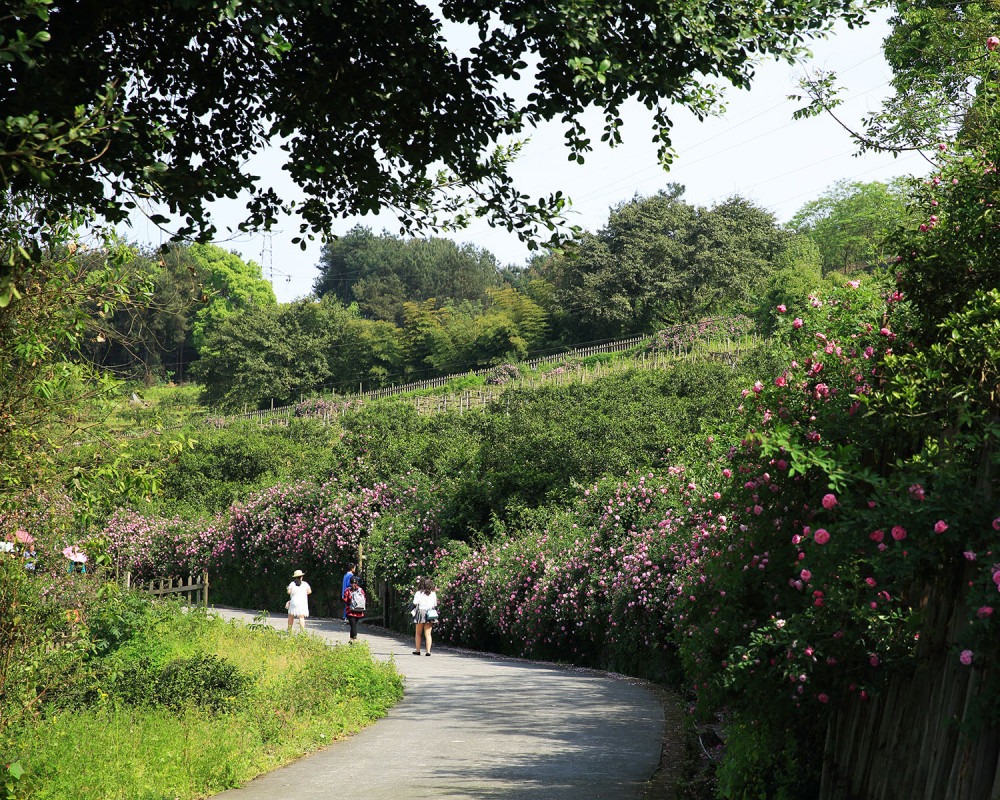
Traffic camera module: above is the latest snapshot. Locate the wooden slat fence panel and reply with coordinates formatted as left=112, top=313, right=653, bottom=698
left=126, top=571, right=209, bottom=606
left=819, top=570, right=999, bottom=800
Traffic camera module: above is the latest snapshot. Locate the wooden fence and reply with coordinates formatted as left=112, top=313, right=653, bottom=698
left=125, top=571, right=209, bottom=607
left=819, top=569, right=1000, bottom=799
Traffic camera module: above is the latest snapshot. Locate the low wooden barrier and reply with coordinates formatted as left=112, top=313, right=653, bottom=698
left=125, top=571, right=209, bottom=606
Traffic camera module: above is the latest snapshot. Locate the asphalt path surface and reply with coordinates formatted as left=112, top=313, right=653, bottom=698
left=211, top=609, right=665, bottom=800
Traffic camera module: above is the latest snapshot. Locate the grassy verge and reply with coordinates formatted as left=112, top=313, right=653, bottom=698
left=8, top=606, right=402, bottom=800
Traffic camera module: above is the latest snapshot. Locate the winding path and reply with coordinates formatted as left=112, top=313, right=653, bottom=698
left=212, top=609, right=666, bottom=800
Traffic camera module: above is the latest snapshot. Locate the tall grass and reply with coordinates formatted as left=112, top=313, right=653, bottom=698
left=8, top=607, right=402, bottom=800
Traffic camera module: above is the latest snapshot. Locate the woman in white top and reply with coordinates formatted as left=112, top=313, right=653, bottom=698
left=412, top=576, right=438, bottom=656
left=286, top=569, right=312, bottom=632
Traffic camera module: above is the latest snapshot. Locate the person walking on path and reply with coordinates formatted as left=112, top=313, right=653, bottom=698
left=412, top=576, right=438, bottom=656
left=343, top=575, right=366, bottom=642
left=341, top=563, right=356, bottom=621
left=286, top=569, right=312, bottom=633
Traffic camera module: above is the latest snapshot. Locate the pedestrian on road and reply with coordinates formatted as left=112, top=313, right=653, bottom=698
left=286, top=569, right=312, bottom=633
left=341, top=563, right=356, bottom=621
left=412, top=576, right=438, bottom=656
left=344, top=575, right=366, bottom=642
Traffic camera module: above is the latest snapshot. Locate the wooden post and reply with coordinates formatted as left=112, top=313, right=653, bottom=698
left=203, top=570, right=209, bottom=606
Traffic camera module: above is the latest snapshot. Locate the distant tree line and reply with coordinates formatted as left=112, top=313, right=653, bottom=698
left=94, top=180, right=908, bottom=410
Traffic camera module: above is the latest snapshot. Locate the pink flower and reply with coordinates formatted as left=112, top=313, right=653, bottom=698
left=865, top=577, right=876, bottom=587
left=821, top=493, right=838, bottom=510
left=933, top=520, right=948, bottom=534
left=988, top=35, right=1000, bottom=51
left=908, top=484, right=925, bottom=500
left=869, top=654, right=879, bottom=667
left=800, top=569, right=812, bottom=581
left=959, top=650, right=973, bottom=666
left=777, top=304, right=787, bottom=313
left=870, top=530, right=884, bottom=542
left=963, top=551, right=976, bottom=561
left=891, top=525, right=907, bottom=541
left=977, top=606, right=993, bottom=618
left=847, top=280, right=860, bottom=288
left=813, top=529, right=830, bottom=545
left=792, top=318, right=804, bottom=329
left=992, top=517, right=1000, bottom=530
left=817, top=693, right=830, bottom=704
left=775, top=376, right=786, bottom=387
left=752, top=380, right=764, bottom=394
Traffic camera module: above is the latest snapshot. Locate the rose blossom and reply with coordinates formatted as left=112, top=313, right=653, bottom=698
left=959, top=650, right=973, bottom=666
left=813, top=529, right=830, bottom=545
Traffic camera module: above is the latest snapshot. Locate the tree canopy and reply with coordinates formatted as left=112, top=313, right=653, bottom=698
left=786, top=179, right=909, bottom=275
left=539, top=187, right=790, bottom=340
left=2, top=0, right=867, bottom=249
left=313, top=227, right=499, bottom=324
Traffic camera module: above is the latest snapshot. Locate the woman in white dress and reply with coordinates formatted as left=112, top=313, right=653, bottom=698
left=286, top=569, right=312, bottom=632
left=412, top=576, right=438, bottom=656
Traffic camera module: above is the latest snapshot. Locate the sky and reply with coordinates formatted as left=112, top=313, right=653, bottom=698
left=125, top=7, right=929, bottom=303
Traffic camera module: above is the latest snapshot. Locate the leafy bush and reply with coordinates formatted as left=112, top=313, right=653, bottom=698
left=154, top=654, right=252, bottom=713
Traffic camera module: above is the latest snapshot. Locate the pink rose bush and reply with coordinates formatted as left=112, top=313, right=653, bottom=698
left=100, top=475, right=433, bottom=608
left=666, top=279, right=1000, bottom=747
left=436, top=468, right=711, bottom=678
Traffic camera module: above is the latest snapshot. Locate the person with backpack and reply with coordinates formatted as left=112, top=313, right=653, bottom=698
left=343, top=575, right=366, bottom=642
left=412, top=576, right=438, bottom=656
left=341, top=563, right=356, bottom=621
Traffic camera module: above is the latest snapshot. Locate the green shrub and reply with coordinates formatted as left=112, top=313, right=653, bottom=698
left=716, top=717, right=820, bottom=800
left=154, top=654, right=252, bottom=713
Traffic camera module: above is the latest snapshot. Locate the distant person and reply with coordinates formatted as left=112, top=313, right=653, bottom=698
left=341, top=563, right=357, bottom=620
left=412, top=576, right=438, bottom=656
left=343, top=575, right=366, bottom=642
left=286, top=569, right=312, bottom=633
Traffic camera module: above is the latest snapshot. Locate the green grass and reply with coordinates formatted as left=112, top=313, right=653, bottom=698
left=10, top=609, right=403, bottom=800
left=103, top=383, right=208, bottom=435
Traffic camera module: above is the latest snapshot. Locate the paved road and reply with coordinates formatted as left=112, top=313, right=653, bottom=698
left=211, top=609, right=664, bottom=800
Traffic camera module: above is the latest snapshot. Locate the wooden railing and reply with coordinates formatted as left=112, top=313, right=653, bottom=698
left=125, top=571, right=209, bottom=606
